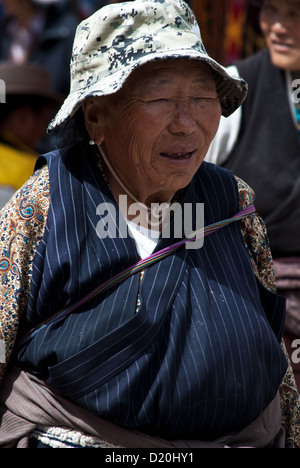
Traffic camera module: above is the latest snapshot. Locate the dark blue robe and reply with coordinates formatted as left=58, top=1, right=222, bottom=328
left=17, top=142, right=287, bottom=440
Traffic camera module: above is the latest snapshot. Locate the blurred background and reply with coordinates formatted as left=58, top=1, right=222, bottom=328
left=0, top=1, right=265, bottom=67
left=79, top=0, right=266, bottom=66
left=191, top=0, right=265, bottom=65
left=0, top=0, right=266, bottom=201
left=76, top=1, right=266, bottom=66
left=0, top=0, right=266, bottom=89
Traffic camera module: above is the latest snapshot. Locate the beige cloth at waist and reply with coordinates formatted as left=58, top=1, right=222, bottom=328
left=0, top=364, right=285, bottom=448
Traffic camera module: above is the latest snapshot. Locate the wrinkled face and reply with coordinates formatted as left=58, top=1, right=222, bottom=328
left=260, top=0, right=300, bottom=71
left=84, top=60, right=221, bottom=204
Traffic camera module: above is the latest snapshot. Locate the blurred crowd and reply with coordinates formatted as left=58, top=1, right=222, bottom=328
left=0, top=1, right=125, bottom=205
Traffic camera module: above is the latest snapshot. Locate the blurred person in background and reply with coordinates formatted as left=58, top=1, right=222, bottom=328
left=0, top=62, right=62, bottom=207
left=0, top=0, right=79, bottom=96
left=206, top=0, right=300, bottom=390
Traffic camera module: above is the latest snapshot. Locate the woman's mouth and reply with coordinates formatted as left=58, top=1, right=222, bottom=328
left=271, top=40, right=295, bottom=53
left=160, top=151, right=195, bottom=160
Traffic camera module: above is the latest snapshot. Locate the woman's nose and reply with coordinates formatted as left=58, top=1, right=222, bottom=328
left=168, top=101, right=198, bottom=135
left=271, top=16, right=290, bottom=36
left=272, top=22, right=287, bottom=34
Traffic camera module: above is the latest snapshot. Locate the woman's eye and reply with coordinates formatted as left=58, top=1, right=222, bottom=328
left=150, top=98, right=169, bottom=102
left=202, top=95, right=218, bottom=99
left=139, top=98, right=168, bottom=103
left=194, top=97, right=218, bottom=104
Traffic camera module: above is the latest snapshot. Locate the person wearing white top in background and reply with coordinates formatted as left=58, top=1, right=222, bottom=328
left=206, top=0, right=300, bottom=390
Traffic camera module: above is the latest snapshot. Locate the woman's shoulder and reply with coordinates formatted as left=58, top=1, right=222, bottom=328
left=200, top=160, right=236, bottom=178
left=0, top=164, right=50, bottom=376
left=16, top=164, right=50, bottom=204
left=199, top=160, right=242, bottom=193
left=0, top=164, right=50, bottom=231
left=235, top=175, right=255, bottom=208
left=234, top=176, right=277, bottom=292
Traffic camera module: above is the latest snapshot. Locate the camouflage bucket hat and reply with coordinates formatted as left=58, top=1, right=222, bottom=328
left=48, top=0, right=248, bottom=133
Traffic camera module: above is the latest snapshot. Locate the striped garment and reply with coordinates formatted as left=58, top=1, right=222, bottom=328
left=14, top=142, right=287, bottom=442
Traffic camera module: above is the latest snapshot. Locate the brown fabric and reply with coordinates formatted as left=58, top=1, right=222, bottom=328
left=273, top=258, right=300, bottom=391
left=0, top=365, right=284, bottom=449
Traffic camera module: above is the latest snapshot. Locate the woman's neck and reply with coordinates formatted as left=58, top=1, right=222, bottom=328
left=98, top=145, right=175, bottom=229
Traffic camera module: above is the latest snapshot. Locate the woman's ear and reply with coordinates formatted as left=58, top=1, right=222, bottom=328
left=82, top=98, right=105, bottom=145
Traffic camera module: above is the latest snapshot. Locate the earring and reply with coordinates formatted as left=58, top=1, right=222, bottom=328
left=89, top=139, right=96, bottom=146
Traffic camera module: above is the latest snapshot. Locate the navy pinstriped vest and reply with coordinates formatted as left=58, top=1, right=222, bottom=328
left=18, top=143, right=287, bottom=440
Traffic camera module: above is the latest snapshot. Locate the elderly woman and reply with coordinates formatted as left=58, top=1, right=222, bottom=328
left=0, top=0, right=299, bottom=449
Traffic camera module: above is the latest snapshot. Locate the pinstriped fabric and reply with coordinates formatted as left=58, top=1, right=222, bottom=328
left=17, top=143, right=287, bottom=440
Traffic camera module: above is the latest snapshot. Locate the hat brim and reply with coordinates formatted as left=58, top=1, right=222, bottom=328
left=47, top=50, right=247, bottom=134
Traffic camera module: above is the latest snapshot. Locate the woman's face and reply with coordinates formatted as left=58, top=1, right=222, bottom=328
left=260, top=0, right=300, bottom=71
left=84, top=60, right=221, bottom=205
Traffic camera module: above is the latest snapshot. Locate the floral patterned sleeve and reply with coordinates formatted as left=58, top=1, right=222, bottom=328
left=0, top=165, right=50, bottom=383
left=236, top=176, right=276, bottom=292
left=236, top=176, right=300, bottom=448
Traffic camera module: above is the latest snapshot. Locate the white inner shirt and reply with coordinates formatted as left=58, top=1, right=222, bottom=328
left=127, top=219, right=160, bottom=259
